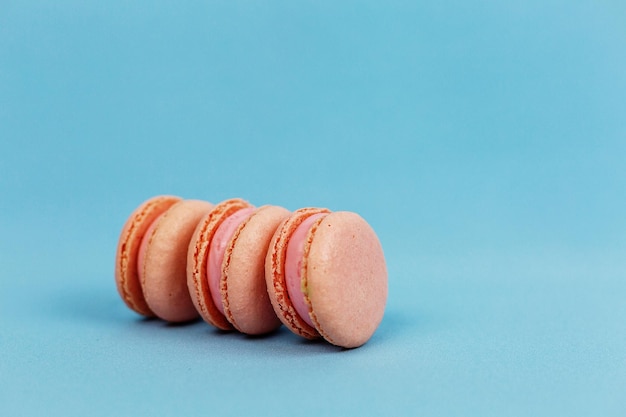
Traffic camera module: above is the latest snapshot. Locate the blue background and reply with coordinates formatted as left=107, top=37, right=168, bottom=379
left=1, top=1, right=625, bottom=415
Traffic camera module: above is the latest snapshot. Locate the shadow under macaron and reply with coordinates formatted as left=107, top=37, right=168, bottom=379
left=206, top=325, right=347, bottom=354
left=46, top=283, right=376, bottom=355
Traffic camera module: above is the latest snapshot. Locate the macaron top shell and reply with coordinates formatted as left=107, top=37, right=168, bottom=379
left=115, top=195, right=182, bottom=317
left=222, top=205, right=289, bottom=335
left=304, top=211, right=388, bottom=348
left=141, top=199, right=214, bottom=322
left=187, top=198, right=252, bottom=330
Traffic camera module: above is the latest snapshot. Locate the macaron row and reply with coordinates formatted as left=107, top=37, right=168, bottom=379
left=115, top=195, right=388, bottom=348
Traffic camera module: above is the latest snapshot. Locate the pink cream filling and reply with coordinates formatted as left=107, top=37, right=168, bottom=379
left=207, top=207, right=255, bottom=315
left=285, top=213, right=327, bottom=328
left=137, top=212, right=165, bottom=283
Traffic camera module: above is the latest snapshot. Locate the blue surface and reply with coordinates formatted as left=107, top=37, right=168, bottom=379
left=1, top=1, right=626, bottom=416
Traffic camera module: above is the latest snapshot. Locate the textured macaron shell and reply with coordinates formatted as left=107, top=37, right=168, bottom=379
left=304, top=212, right=388, bottom=348
left=137, top=212, right=164, bottom=283
left=222, top=205, right=289, bottom=334
left=141, top=199, right=214, bottom=322
left=187, top=198, right=252, bottom=330
left=115, top=195, right=182, bottom=317
left=207, top=207, right=255, bottom=315
left=265, top=208, right=331, bottom=340
left=285, top=212, right=327, bottom=328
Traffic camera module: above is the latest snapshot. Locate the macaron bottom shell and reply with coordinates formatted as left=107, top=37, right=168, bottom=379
left=265, top=208, right=330, bottom=340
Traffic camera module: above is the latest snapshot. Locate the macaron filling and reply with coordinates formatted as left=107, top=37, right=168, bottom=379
left=285, top=213, right=327, bottom=328
left=207, top=207, right=255, bottom=315
left=137, top=212, right=165, bottom=283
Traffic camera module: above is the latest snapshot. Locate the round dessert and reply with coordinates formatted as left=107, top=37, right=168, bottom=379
left=115, top=195, right=182, bottom=317
left=187, top=198, right=290, bottom=334
left=265, top=208, right=388, bottom=348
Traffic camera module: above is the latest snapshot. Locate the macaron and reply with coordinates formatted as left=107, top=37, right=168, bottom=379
left=265, top=208, right=388, bottom=348
left=187, top=198, right=290, bottom=335
left=115, top=195, right=182, bottom=317
left=115, top=196, right=214, bottom=322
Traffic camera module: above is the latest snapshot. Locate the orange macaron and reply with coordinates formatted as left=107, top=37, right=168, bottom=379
left=115, top=195, right=182, bottom=317
left=115, top=196, right=214, bottom=322
left=265, top=208, right=388, bottom=348
left=187, top=198, right=290, bottom=335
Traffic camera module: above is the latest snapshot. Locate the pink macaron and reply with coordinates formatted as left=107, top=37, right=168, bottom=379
left=187, top=198, right=290, bottom=335
left=265, top=208, right=388, bottom=348
left=115, top=196, right=214, bottom=322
